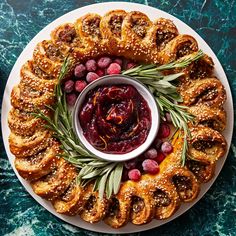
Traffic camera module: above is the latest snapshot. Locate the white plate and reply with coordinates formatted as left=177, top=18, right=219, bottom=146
left=1, top=2, right=234, bottom=234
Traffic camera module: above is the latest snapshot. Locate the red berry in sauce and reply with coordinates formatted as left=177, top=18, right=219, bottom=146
left=63, top=80, right=74, bottom=93
left=158, top=123, right=171, bottom=138
left=107, top=63, right=121, bottom=75
left=66, top=93, right=77, bottom=106
left=85, top=59, right=97, bottom=72
left=155, top=151, right=166, bottom=164
left=113, top=58, right=123, bottom=66
left=124, top=160, right=137, bottom=170
left=75, top=80, right=87, bottom=92
left=74, top=64, right=86, bottom=78
left=127, top=62, right=136, bottom=69
left=97, top=56, right=112, bottom=68
left=95, top=69, right=105, bottom=77
left=142, top=159, right=159, bottom=174
left=128, top=169, right=141, bottom=181
left=86, top=72, right=99, bottom=83
left=144, top=148, right=158, bottom=159
left=161, top=141, right=173, bottom=154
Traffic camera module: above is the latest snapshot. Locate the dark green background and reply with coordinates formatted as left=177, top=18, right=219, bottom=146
left=0, top=0, right=235, bottom=235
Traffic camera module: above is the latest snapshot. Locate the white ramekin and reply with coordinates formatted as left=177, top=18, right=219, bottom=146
left=72, top=75, right=160, bottom=162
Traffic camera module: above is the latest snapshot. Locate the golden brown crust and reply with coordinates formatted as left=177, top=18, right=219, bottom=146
left=20, top=60, right=57, bottom=93
left=188, top=126, right=227, bottom=164
left=168, top=167, right=200, bottom=202
left=160, top=34, right=198, bottom=63
left=188, top=104, right=226, bottom=132
left=79, top=184, right=108, bottom=223
left=9, top=129, right=52, bottom=158
left=33, top=40, right=63, bottom=77
left=52, top=181, right=85, bottom=216
left=104, top=181, right=136, bottom=228
left=100, top=10, right=127, bottom=55
left=15, top=141, right=60, bottom=180
left=180, top=77, right=226, bottom=107
left=186, top=159, right=215, bottom=183
left=151, top=178, right=180, bottom=219
left=8, top=108, right=47, bottom=136
left=121, top=11, right=153, bottom=62
left=31, top=158, right=77, bottom=200
left=11, top=85, right=55, bottom=112
left=7, top=10, right=228, bottom=228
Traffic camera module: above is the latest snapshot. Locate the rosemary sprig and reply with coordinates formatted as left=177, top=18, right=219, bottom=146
left=123, top=50, right=203, bottom=77
left=33, top=57, right=123, bottom=198
left=156, top=95, right=193, bottom=166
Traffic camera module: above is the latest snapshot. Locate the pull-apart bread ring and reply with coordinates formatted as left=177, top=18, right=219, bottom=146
left=7, top=10, right=228, bottom=228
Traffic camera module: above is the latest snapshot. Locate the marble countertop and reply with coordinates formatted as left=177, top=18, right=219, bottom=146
left=0, top=0, right=235, bottom=235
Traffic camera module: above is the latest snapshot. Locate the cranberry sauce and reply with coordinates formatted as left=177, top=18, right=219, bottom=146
left=79, top=85, right=152, bottom=154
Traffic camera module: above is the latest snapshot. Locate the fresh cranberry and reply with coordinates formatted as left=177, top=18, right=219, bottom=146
left=75, top=80, right=87, bottom=92
left=158, top=123, right=171, bottom=138
left=161, top=141, right=173, bottom=154
left=63, top=80, right=74, bottom=93
left=95, top=69, right=105, bottom=77
left=86, top=72, right=99, bottom=83
left=126, top=62, right=136, bottom=70
left=128, top=169, right=141, bottom=181
left=74, top=64, right=86, bottom=78
left=85, top=59, right=97, bottom=72
left=97, top=56, right=112, bottom=68
left=144, top=148, right=158, bottom=159
left=155, top=151, right=166, bottom=164
left=113, top=58, right=123, bottom=66
left=66, top=93, right=77, bottom=106
left=142, top=159, right=159, bottom=175
left=107, top=63, right=121, bottom=75
left=124, top=160, right=137, bottom=170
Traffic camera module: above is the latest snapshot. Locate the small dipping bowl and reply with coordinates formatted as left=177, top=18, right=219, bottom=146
left=72, top=75, right=160, bottom=162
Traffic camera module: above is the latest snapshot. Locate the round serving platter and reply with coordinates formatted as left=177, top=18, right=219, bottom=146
left=1, top=2, right=234, bottom=234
